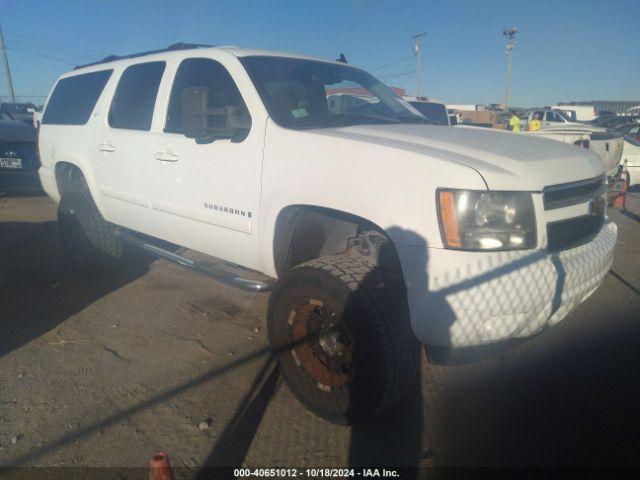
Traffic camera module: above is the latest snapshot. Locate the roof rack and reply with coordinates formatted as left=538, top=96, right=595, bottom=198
left=74, top=42, right=213, bottom=70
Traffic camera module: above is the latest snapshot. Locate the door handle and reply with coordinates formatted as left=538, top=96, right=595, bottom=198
left=98, top=143, right=115, bottom=152
left=154, top=151, right=179, bottom=162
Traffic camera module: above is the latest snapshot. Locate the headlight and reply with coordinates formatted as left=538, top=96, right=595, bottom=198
left=437, top=189, right=536, bottom=250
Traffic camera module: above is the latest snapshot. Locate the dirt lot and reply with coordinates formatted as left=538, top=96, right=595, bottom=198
left=0, top=191, right=639, bottom=475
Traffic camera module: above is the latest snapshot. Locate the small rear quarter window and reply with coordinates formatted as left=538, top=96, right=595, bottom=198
left=42, top=70, right=113, bottom=125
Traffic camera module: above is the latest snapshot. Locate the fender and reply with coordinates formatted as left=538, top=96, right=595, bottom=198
left=53, top=159, right=107, bottom=218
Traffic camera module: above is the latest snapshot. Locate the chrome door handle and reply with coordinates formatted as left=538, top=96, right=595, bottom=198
left=154, top=151, right=179, bottom=162
left=98, top=143, right=115, bottom=152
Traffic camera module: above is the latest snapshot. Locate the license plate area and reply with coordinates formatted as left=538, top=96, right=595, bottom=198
left=0, top=158, right=22, bottom=169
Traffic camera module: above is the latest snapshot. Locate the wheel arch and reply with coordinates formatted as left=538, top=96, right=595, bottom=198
left=54, top=160, right=106, bottom=215
left=270, top=204, right=404, bottom=279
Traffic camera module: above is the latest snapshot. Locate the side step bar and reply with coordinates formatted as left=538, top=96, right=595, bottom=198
left=115, top=230, right=274, bottom=292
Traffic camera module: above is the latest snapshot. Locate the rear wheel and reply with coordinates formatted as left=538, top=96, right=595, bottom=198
left=58, top=189, right=124, bottom=275
left=267, top=254, right=420, bottom=425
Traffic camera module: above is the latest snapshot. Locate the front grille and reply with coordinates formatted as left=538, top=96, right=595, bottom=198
left=547, top=213, right=604, bottom=252
left=543, top=175, right=605, bottom=210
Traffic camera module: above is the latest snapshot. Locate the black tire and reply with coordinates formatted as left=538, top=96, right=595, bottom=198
left=58, top=189, right=124, bottom=275
left=267, top=254, right=420, bottom=425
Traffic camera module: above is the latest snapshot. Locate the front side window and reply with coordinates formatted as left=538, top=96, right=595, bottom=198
left=42, top=70, right=112, bottom=125
left=240, top=56, right=432, bottom=130
left=109, top=61, right=166, bottom=131
left=165, top=58, right=250, bottom=133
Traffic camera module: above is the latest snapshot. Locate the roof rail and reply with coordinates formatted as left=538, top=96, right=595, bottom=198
left=74, top=42, right=213, bottom=70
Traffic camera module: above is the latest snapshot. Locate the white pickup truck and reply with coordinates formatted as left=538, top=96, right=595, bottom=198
left=523, top=109, right=623, bottom=176
left=38, top=44, right=616, bottom=425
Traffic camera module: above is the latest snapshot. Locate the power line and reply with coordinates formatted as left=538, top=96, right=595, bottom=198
left=367, top=54, right=414, bottom=72
left=5, top=30, right=109, bottom=58
left=7, top=37, right=99, bottom=60
left=6, top=45, right=77, bottom=65
left=378, top=56, right=416, bottom=84
left=379, top=70, right=416, bottom=80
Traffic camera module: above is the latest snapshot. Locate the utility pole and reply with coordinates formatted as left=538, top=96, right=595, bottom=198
left=412, top=32, right=426, bottom=98
left=502, top=27, right=517, bottom=112
left=0, top=21, right=15, bottom=103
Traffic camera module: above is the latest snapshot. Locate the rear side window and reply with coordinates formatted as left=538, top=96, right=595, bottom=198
left=109, top=61, right=166, bottom=131
left=165, top=58, right=249, bottom=133
left=42, top=70, right=112, bottom=125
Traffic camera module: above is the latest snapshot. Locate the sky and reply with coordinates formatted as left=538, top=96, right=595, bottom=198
left=0, top=0, right=638, bottom=107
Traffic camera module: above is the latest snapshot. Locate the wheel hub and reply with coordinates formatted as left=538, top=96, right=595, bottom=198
left=289, top=300, right=353, bottom=389
left=318, top=330, right=345, bottom=357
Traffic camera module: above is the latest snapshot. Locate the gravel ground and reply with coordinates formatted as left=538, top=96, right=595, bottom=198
left=0, top=190, right=638, bottom=475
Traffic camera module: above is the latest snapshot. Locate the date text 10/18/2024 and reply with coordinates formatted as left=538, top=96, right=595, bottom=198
left=234, top=468, right=401, bottom=478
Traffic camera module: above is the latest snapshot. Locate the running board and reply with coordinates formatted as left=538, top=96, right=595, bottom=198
left=115, top=230, right=274, bottom=292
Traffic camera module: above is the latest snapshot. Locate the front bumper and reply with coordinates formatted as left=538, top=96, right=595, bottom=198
left=0, top=170, right=42, bottom=192
left=400, top=220, right=617, bottom=348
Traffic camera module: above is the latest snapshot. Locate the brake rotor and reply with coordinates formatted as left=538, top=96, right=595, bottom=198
left=288, top=300, right=353, bottom=390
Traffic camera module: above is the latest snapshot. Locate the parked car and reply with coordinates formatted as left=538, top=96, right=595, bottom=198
left=524, top=108, right=592, bottom=129
left=522, top=110, right=623, bottom=177
left=616, top=122, right=640, bottom=141
left=0, top=111, right=39, bottom=192
left=526, top=129, right=591, bottom=149
left=621, top=135, right=640, bottom=188
left=549, top=105, right=596, bottom=121
left=0, top=102, right=38, bottom=126
left=38, top=43, right=616, bottom=425
left=32, top=110, right=43, bottom=129
left=592, top=114, right=639, bottom=129
left=403, top=96, right=450, bottom=125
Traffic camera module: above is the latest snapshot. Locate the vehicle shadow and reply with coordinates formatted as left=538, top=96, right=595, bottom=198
left=5, top=219, right=637, bottom=470
left=346, top=227, right=452, bottom=473
left=195, top=358, right=280, bottom=478
left=621, top=208, right=640, bottom=223
left=0, top=189, right=45, bottom=198
left=0, top=220, right=152, bottom=358
left=435, top=301, right=640, bottom=466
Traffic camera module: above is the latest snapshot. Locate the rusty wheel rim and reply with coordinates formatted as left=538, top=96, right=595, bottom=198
left=288, top=299, right=353, bottom=391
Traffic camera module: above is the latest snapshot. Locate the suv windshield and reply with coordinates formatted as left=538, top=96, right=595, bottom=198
left=240, top=56, right=431, bottom=129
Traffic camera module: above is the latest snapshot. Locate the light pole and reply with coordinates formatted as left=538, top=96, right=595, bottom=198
left=502, top=27, right=517, bottom=112
left=0, top=21, right=15, bottom=103
left=412, top=32, right=426, bottom=98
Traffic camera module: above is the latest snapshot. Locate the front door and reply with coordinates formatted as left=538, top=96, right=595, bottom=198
left=149, top=57, right=264, bottom=271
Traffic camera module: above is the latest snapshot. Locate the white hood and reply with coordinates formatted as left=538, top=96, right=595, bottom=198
left=310, top=124, right=604, bottom=190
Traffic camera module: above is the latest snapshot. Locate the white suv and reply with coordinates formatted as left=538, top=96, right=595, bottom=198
left=38, top=43, right=616, bottom=425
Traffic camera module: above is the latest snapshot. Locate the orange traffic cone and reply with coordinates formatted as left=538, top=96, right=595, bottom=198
left=613, top=160, right=629, bottom=210
left=149, top=451, right=175, bottom=480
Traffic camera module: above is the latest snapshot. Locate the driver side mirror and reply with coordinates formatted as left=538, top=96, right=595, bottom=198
left=181, top=86, right=251, bottom=143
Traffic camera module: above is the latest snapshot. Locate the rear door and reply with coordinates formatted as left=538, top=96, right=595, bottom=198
left=92, top=61, right=166, bottom=230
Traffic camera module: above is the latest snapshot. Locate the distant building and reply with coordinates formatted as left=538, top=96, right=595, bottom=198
left=558, top=100, right=640, bottom=115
